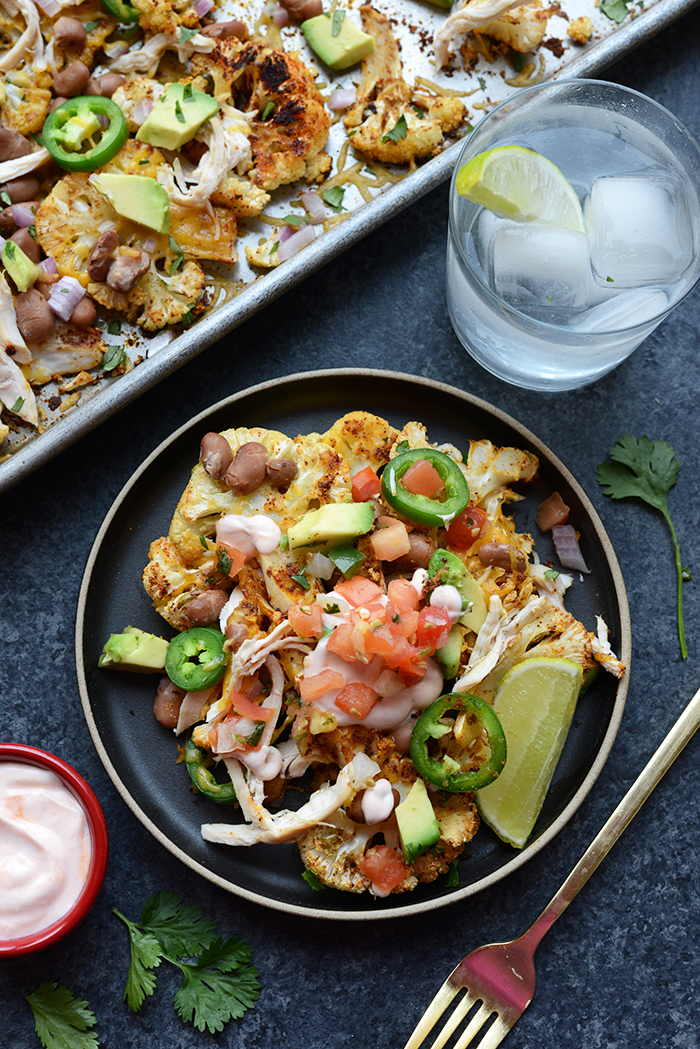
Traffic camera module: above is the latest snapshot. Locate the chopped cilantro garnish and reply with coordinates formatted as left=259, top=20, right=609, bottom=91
left=102, top=344, right=126, bottom=371
left=169, top=236, right=184, bottom=275
left=260, top=101, right=275, bottom=121
left=600, top=0, right=631, bottom=21
left=381, top=114, right=408, bottom=143
left=331, top=8, right=345, bottom=35
left=321, top=185, right=345, bottom=213
left=10, top=396, right=24, bottom=412
left=175, top=100, right=186, bottom=123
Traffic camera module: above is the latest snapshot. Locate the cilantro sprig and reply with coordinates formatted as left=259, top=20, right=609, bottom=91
left=114, top=892, right=260, bottom=1034
left=26, top=983, right=99, bottom=1049
left=597, top=435, right=687, bottom=659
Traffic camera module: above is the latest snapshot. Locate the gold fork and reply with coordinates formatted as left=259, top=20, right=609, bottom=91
left=404, top=682, right=700, bottom=1049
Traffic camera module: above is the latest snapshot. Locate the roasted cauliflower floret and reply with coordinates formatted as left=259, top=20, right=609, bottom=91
left=323, top=410, right=400, bottom=473
left=344, top=6, right=465, bottom=164
left=568, top=16, right=594, bottom=43
left=111, top=76, right=165, bottom=133
left=191, top=38, right=331, bottom=190
left=477, top=0, right=549, bottom=52
left=412, top=794, right=480, bottom=882
left=142, top=535, right=232, bottom=630
left=130, top=0, right=200, bottom=36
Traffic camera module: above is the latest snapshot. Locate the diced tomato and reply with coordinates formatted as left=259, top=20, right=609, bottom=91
left=364, top=623, right=395, bottom=657
left=385, top=606, right=419, bottom=639
left=335, top=681, right=379, bottom=719
left=335, top=576, right=384, bottom=608
left=288, top=602, right=324, bottom=638
left=351, top=465, right=381, bottom=502
left=371, top=516, right=411, bottom=562
left=299, top=669, right=345, bottom=701
left=358, top=844, right=410, bottom=891
left=230, top=688, right=275, bottom=722
left=401, top=459, right=445, bottom=499
left=445, top=507, right=489, bottom=551
left=387, top=577, right=420, bottom=612
left=216, top=542, right=247, bottom=577
left=326, top=623, right=359, bottom=662
left=415, top=606, right=451, bottom=654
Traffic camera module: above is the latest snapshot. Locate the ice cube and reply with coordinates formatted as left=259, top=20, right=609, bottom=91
left=585, top=174, right=693, bottom=288
left=490, top=224, right=591, bottom=310
left=572, top=288, right=668, bottom=333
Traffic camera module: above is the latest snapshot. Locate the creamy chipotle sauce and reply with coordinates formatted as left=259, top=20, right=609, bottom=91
left=0, top=763, right=91, bottom=939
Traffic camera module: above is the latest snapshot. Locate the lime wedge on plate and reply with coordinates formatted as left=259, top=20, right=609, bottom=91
left=456, top=145, right=587, bottom=233
left=476, top=656, right=584, bottom=848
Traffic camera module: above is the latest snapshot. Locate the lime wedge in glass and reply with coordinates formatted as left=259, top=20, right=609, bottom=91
left=476, top=656, right=584, bottom=848
left=455, top=145, right=587, bottom=233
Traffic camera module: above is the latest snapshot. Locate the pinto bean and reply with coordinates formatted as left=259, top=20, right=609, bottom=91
left=200, top=432, right=233, bottom=481
left=52, top=60, right=90, bottom=98
left=279, top=0, right=323, bottom=19
left=153, top=676, right=186, bottom=729
left=52, top=16, right=87, bottom=49
left=14, top=288, right=56, bottom=343
left=0, top=176, right=40, bottom=204
left=224, top=441, right=269, bottom=495
left=391, top=533, right=436, bottom=573
left=201, top=19, right=248, bottom=39
left=70, top=296, right=97, bottom=327
left=11, top=227, right=40, bottom=264
left=0, top=127, right=31, bottom=162
left=49, top=95, right=69, bottom=113
left=186, top=590, right=229, bottom=627
left=87, top=229, right=120, bottom=283
left=86, top=73, right=126, bottom=98
left=105, top=248, right=150, bottom=293
left=478, top=542, right=526, bottom=574
left=225, top=621, right=251, bottom=650
left=0, top=206, right=16, bottom=235
left=265, top=457, right=298, bottom=489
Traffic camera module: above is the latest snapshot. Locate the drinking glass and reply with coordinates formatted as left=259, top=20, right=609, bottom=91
left=446, top=79, right=700, bottom=391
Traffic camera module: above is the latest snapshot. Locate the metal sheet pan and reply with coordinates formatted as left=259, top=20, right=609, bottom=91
left=1, top=0, right=698, bottom=493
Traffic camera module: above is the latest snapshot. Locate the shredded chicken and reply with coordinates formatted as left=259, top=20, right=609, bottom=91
left=0, top=147, right=51, bottom=184
left=0, top=346, right=38, bottom=426
left=109, top=31, right=214, bottom=77
left=455, top=594, right=552, bottom=690
left=157, top=115, right=251, bottom=208
left=591, top=616, right=626, bottom=678
left=0, top=273, right=29, bottom=364
left=201, top=753, right=381, bottom=845
left=434, top=0, right=535, bottom=67
left=0, top=0, right=40, bottom=72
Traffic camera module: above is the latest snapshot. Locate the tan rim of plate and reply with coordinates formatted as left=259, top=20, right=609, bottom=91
left=75, top=368, right=631, bottom=921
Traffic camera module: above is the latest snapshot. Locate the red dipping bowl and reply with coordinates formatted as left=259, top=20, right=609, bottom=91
left=0, top=744, right=109, bottom=956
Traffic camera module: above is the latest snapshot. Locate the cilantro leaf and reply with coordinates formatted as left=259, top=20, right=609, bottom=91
left=321, top=185, right=345, bottom=213
left=302, top=870, right=325, bottom=891
left=597, top=435, right=686, bottom=658
left=139, top=891, right=219, bottom=958
left=113, top=907, right=164, bottom=1011
left=381, top=113, right=408, bottom=143
left=600, top=0, right=631, bottom=21
left=172, top=937, right=260, bottom=1033
left=26, top=983, right=99, bottom=1049
left=178, top=26, right=199, bottom=43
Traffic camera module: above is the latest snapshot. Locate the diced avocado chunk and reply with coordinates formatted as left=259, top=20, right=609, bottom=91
left=2, top=240, right=40, bottom=292
left=428, top=549, right=488, bottom=634
left=98, top=626, right=169, bottom=672
left=395, top=779, right=441, bottom=863
left=136, top=82, right=219, bottom=151
left=301, top=12, right=375, bottom=71
left=436, top=623, right=463, bottom=680
left=91, top=173, right=170, bottom=234
left=288, top=502, right=374, bottom=553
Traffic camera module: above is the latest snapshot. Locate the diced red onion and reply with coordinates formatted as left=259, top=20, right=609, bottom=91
left=34, top=0, right=60, bottom=14
left=272, top=5, right=289, bottom=26
left=277, top=224, right=315, bottom=261
left=132, top=98, right=154, bottom=124
left=39, top=256, right=59, bottom=280
left=48, top=276, right=85, bottom=322
left=194, top=0, right=214, bottom=14
left=0, top=235, right=5, bottom=251
left=307, top=553, right=335, bottom=580
left=143, top=235, right=156, bottom=252
left=328, top=87, right=357, bottom=111
left=11, top=203, right=35, bottom=228
left=299, top=190, right=325, bottom=225
left=552, top=525, right=590, bottom=574
left=278, top=223, right=294, bottom=244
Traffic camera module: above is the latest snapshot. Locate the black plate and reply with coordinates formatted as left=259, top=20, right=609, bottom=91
left=76, top=369, right=631, bottom=920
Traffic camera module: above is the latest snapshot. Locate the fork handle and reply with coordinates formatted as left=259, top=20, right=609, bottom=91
left=520, top=681, right=700, bottom=952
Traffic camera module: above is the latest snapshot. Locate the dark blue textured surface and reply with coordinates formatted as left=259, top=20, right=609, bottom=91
left=2, top=7, right=700, bottom=1046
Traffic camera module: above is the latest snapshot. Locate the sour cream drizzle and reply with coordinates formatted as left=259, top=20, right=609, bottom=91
left=0, top=763, right=91, bottom=939
left=215, top=513, right=281, bottom=558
